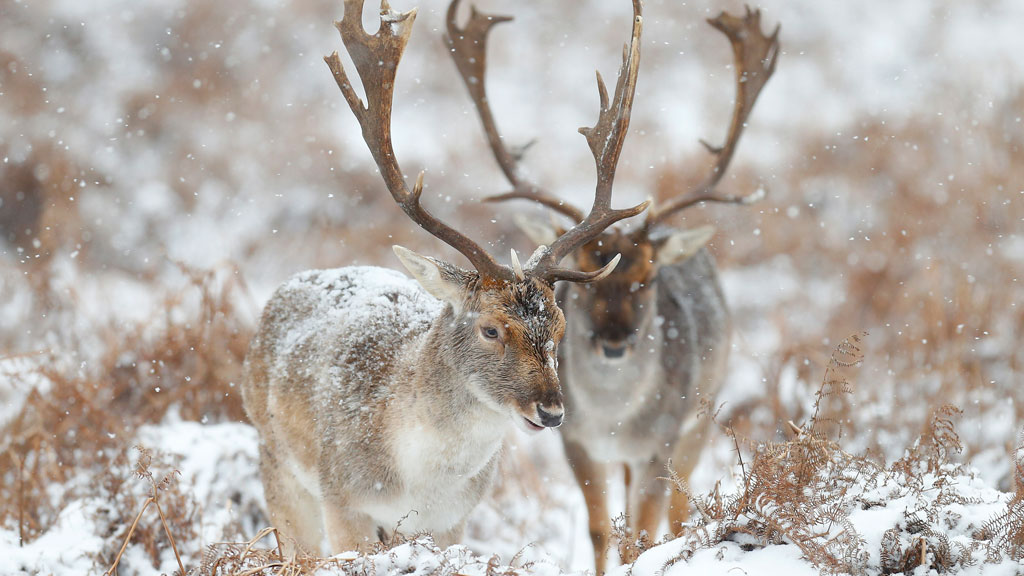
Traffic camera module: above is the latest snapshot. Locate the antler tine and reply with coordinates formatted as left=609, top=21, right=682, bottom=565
left=646, top=5, right=780, bottom=228
left=445, top=0, right=586, bottom=223
left=326, top=0, right=512, bottom=281
left=651, top=185, right=767, bottom=215
left=533, top=0, right=650, bottom=285
left=484, top=190, right=586, bottom=222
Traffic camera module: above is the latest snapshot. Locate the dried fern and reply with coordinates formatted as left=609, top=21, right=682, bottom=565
left=975, top=428, right=1024, bottom=561
left=664, top=332, right=1019, bottom=574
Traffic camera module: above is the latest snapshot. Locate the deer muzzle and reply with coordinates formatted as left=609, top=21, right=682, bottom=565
left=536, top=403, right=564, bottom=427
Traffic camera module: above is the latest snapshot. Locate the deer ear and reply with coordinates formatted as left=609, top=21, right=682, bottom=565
left=654, top=225, right=716, bottom=266
left=393, top=245, right=468, bottom=308
left=513, top=214, right=563, bottom=248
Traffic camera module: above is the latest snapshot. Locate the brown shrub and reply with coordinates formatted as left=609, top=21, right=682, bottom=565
left=93, top=446, right=197, bottom=575
left=0, top=261, right=254, bottom=546
left=664, top=334, right=1018, bottom=574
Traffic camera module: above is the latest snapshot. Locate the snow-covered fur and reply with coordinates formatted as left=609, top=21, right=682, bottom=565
left=241, top=249, right=566, bottom=553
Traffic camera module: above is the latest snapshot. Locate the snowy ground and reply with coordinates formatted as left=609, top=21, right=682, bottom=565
left=2, top=0, right=1023, bottom=574
left=4, top=415, right=1021, bottom=575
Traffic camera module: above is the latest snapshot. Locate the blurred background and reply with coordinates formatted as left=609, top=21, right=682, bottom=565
left=1, top=0, right=1022, bottom=570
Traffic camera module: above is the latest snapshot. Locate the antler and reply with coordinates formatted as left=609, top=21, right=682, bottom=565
left=448, top=0, right=648, bottom=284
left=325, top=0, right=513, bottom=282
left=531, top=0, right=649, bottom=284
left=645, top=6, right=780, bottom=228
left=444, top=0, right=585, bottom=223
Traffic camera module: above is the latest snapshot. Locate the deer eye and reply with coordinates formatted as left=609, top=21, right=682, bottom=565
left=482, top=326, right=500, bottom=340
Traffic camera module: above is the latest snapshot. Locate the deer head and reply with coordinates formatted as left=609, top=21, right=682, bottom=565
left=455, top=5, right=779, bottom=360
left=325, top=0, right=648, bottom=426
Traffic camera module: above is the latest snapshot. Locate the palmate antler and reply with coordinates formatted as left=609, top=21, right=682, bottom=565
left=477, top=6, right=780, bottom=233
left=446, top=0, right=648, bottom=284
left=325, top=0, right=513, bottom=281
left=328, top=0, right=647, bottom=285
left=644, top=7, right=779, bottom=228
left=444, top=0, right=585, bottom=224
left=532, top=0, right=649, bottom=284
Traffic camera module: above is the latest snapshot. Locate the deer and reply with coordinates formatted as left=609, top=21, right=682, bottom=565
left=444, top=2, right=779, bottom=571
left=241, top=0, right=649, bottom=555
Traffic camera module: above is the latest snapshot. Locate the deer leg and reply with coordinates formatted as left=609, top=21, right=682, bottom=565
left=623, top=463, right=632, bottom=523
left=432, top=521, right=466, bottom=550
left=258, top=442, right=325, bottom=556
left=564, top=439, right=611, bottom=574
left=622, top=459, right=669, bottom=564
left=667, top=416, right=711, bottom=532
left=322, top=500, right=378, bottom=554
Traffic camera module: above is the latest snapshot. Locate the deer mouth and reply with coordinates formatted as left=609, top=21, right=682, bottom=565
left=523, top=417, right=544, bottom=431
left=515, top=415, right=546, bottom=435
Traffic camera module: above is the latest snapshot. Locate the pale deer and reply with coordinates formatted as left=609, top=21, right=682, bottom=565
left=241, top=0, right=649, bottom=555
left=445, top=3, right=779, bottom=571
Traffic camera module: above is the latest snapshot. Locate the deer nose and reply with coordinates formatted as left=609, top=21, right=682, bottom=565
left=602, top=343, right=627, bottom=359
left=536, top=404, right=564, bottom=428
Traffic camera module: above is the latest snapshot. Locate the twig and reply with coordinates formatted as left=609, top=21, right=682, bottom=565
left=103, top=497, right=154, bottom=576
left=103, top=485, right=187, bottom=576
left=241, top=526, right=277, bottom=561
left=154, top=495, right=186, bottom=575
left=787, top=420, right=804, bottom=437
left=731, top=429, right=748, bottom=486
left=16, top=452, right=25, bottom=547
left=273, top=527, right=283, bottom=560
left=237, top=562, right=285, bottom=576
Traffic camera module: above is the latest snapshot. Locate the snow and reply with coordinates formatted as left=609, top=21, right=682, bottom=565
left=616, top=539, right=819, bottom=576
left=318, top=538, right=573, bottom=576
left=3, top=355, right=1022, bottom=575
left=276, top=267, right=443, bottom=368
left=135, top=420, right=266, bottom=545
left=13, top=410, right=1013, bottom=576
left=3, top=500, right=106, bottom=576
left=2, top=0, right=1023, bottom=574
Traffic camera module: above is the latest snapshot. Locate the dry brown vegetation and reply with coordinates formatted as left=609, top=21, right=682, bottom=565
left=95, top=447, right=193, bottom=575
left=2, top=0, right=1023, bottom=574
left=684, top=110, right=1024, bottom=490
left=608, top=335, right=1024, bottom=574
left=0, top=262, right=253, bottom=571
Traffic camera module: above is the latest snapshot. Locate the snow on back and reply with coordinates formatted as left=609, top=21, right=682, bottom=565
left=266, top=266, right=444, bottom=409
left=279, top=265, right=442, bottom=349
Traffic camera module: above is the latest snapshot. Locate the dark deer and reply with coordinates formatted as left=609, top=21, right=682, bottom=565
left=445, top=2, right=779, bottom=570
left=242, top=0, right=648, bottom=554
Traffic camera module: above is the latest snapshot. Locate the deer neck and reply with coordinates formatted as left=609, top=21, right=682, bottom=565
left=400, top=308, right=510, bottom=451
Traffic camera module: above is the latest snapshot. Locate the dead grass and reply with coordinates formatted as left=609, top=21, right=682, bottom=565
left=2, top=1, right=1023, bottom=573
left=661, top=334, right=1021, bottom=574
left=663, top=334, right=876, bottom=573
left=96, top=446, right=194, bottom=576
left=100, top=261, right=254, bottom=424
left=974, top=432, right=1024, bottom=562
left=685, top=111, right=1024, bottom=487
left=200, top=530, right=547, bottom=576
left=0, top=260, right=254, bottom=567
